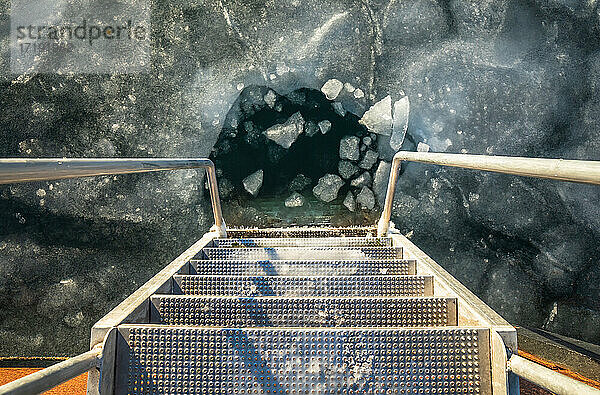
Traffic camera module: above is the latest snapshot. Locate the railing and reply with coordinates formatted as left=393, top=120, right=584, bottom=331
left=0, top=346, right=102, bottom=395
left=377, top=151, right=600, bottom=395
left=0, top=158, right=227, bottom=237
left=377, top=151, right=600, bottom=237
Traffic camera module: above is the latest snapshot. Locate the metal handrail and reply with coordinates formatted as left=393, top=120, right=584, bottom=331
left=0, top=158, right=227, bottom=237
left=0, top=346, right=102, bottom=395
left=508, top=354, right=600, bottom=395
left=377, top=151, right=600, bottom=237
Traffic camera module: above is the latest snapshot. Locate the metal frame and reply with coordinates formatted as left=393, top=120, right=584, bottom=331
left=0, top=158, right=227, bottom=237
left=377, top=151, right=600, bottom=237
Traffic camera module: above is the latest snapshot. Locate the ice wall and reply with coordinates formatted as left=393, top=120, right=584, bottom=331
left=0, top=0, right=599, bottom=355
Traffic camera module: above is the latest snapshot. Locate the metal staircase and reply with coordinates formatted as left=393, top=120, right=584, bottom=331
left=1, top=153, right=600, bottom=394
left=112, top=231, right=491, bottom=393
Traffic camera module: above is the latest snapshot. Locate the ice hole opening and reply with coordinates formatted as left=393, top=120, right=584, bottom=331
left=209, top=85, right=381, bottom=226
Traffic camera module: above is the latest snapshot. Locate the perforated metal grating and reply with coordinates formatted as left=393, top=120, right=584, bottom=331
left=173, top=275, right=433, bottom=297
left=118, top=326, right=489, bottom=394
left=213, top=237, right=392, bottom=248
left=188, top=259, right=416, bottom=276
left=151, top=296, right=457, bottom=327
left=226, top=226, right=377, bottom=238
left=200, top=247, right=403, bottom=261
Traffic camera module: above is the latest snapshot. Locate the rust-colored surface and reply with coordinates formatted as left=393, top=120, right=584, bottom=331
left=0, top=368, right=87, bottom=394
left=518, top=349, right=600, bottom=390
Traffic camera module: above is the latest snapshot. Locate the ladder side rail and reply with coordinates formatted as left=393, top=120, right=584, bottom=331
left=0, top=158, right=226, bottom=236
left=377, top=151, right=600, bottom=237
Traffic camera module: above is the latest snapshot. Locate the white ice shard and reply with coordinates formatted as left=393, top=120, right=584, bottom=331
left=339, top=135, right=360, bottom=161
left=242, top=169, right=264, bottom=197
left=285, top=192, right=305, bottom=207
left=263, top=112, right=305, bottom=148
left=350, top=172, right=372, bottom=188
left=343, top=191, right=356, bottom=212
left=264, top=90, right=277, bottom=108
left=359, top=149, right=379, bottom=169
left=373, top=161, right=391, bottom=206
left=356, top=186, right=376, bottom=210
left=417, top=142, right=430, bottom=152
left=359, top=95, right=392, bottom=136
left=321, top=79, right=343, bottom=100
left=390, top=96, right=410, bottom=151
left=338, top=160, right=359, bottom=179
left=318, top=120, right=332, bottom=134
left=313, top=174, right=344, bottom=202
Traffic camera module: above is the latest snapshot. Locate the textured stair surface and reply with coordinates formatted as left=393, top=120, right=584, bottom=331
left=173, top=275, right=434, bottom=297
left=117, top=326, right=491, bottom=395
left=212, top=237, right=392, bottom=248
left=107, top=231, right=499, bottom=394
left=188, top=259, right=416, bottom=276
left=200, top=247, right=403, bottom=261
left=150, top=296, right=458, bottom=327
left=225, top=227, right=376, bottom=238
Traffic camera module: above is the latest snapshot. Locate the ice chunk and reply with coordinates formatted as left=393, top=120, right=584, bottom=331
left=350, top=172, right=372, bottom=188
left=305, top=121, right=320, bottom=137
left=390, top=96, right=410, bottom=151
left=313, top=174, right=344, bottom=202
left=264, top=112, right=305, bottom=149
left=264, top=90, right=277, bottom=108
left=417, top=142, right=430, bottom=152
left=373, top=161, right=391, bottom=206
left=344, top=82, right=355, bottom=93
left=359, top=95, right=392, bottom=136
left=332, top=102, right=346, bottom=117
left=356, top=186, right=376, bottom=210
left=359, top=150, right=379, bottom=169
left=338, top=160, right=359, bottom=179
left=242, top=169, right=264, bottom=197
left=343, top=191, right=356, bottom=212
left=363, top=136, right=372, bottom=146
left=354, top=88, right=365, bottom=99
left=285, top=192, right=305, bottom=207
left=339, top=135, right=360, bottom=161
left=318, top=120, right=332, bottom=134
left=321, top=79, right=343, bottom=100
left=289, top=174, right=312, bottom=192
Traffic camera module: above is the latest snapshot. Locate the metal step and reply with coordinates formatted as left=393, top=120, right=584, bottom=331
left=173, top=275, right=434, bottom=297
left=150, top=296, right=457, bottom=327
left=188, top=259, right=416, bottom=276
left=212, top=237, right=392, bottom=248
left=199, top=247, right=402, bottom=261
left=116, top=325, right=491, bottom=394
left=226, top=226, right=376, bottom=238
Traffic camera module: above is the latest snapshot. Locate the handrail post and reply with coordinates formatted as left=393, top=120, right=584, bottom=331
left=204, top=161, right=227, bottom=237
left=377, top=156, right=401, bottom=237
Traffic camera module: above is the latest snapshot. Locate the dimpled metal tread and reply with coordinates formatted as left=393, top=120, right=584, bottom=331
left=151, top=296, right=457, bottom=327
left=118, top=326, right=490, bottom=395
left=188, top=259, right=416, bottom=276
left=199, top=247, right=402, bottom=261
left=173, top=275, right=433, bottom=297
left=226, top=226, right=376, bottom=238
left=213, top=237, right=392, bottom=248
